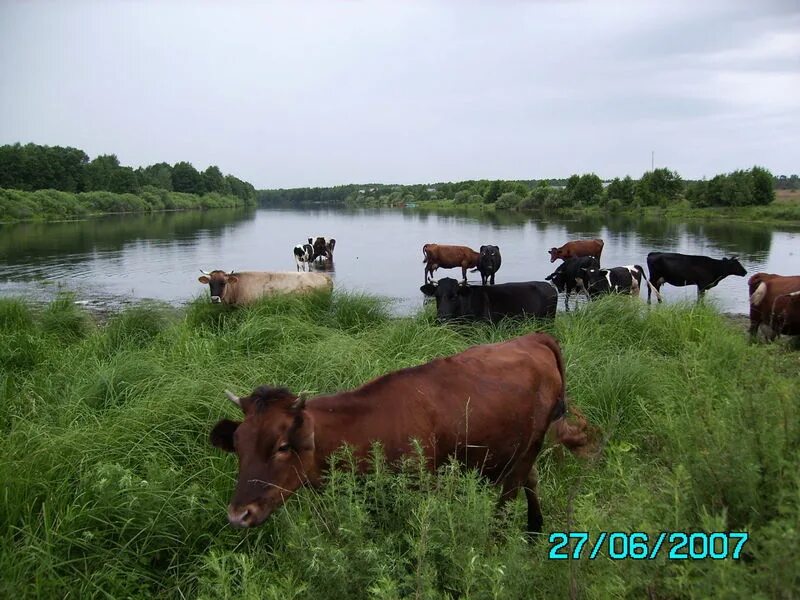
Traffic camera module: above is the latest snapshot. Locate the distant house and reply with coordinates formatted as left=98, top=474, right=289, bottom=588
left=426, top=187, right=436, bottom=193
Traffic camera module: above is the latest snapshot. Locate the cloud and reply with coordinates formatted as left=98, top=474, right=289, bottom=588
left=0, top=0, right=797, bottom=187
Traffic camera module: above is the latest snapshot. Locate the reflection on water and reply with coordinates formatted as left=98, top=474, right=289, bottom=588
left=1, top=207, right=797, bottom=314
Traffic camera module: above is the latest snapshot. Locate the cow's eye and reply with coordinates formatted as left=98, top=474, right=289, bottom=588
left=277, top=443, right=291, bottom=453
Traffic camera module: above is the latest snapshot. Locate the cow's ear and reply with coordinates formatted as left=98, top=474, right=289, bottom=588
left=227, top=275, right=239, bottom=284
left=210, top=419, right=240, bottom=452
left=198, top=276, right=210, bottom=284
left=287, top=411, right=315, bottom=452
left=480, top=245, right=487, bottom=252
left=420, top=283, right=436, bottom=296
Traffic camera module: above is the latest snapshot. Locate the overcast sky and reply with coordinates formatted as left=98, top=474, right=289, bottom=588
left=1, top=1, right=797, bottom=188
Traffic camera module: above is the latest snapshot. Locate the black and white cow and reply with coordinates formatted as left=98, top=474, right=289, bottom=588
left=293, top=243, right=314, bottom=271
left=646, top=252, right=747, bottom=303
left=474, top=245, right=502, bottom=285
left=420, top=277, right=557, bottom=322
left=545, top=256, right=600, bottom=310
left=580, top=265, right=648, bottom=299
left=309, top=236, right=336, bottom=262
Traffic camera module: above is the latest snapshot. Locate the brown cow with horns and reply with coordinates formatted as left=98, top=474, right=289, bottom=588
left=210, top=332, right=594, bottom=534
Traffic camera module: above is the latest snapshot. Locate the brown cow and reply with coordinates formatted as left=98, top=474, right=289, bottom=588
left=548, top=238, right=604, bottom=263
left=210, top=332, right=594, bottom=534
left=748, top=273, right=800, bottom=341
left=422, top=243, right=480, bottom=283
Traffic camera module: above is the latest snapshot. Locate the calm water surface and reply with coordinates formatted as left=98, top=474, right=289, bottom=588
left=1, top=207, right=798, bottom=314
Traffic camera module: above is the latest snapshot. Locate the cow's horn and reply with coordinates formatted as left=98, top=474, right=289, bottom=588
left=200, top=269, right=210, bottom=275
left=292, top=392, right=309, bottom=411
left=224, top=389, right=241, bottom=407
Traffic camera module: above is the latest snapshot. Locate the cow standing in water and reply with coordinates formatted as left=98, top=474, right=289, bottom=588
left=293, top=243, right=314, bottom=271
left=198, top=270, right=332, bottom=305
left=474, top=245, right=502, bottom=285
left=545, top=256, right=599, bottom=310
left=645, top=252, right=747, bottom=303
left=310, top=237, right=336, bottom=262
left=580, top=265, right=653, bottom=299
left=422, top=243, right=480, bottom=283
left=210, top=332, right=595, bottom=534
left=548, top=239, right=604, bottom=263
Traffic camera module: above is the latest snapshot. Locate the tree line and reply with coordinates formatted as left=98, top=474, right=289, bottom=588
left=0, top=143, right=256, bottom=202
left=260, top=167, right=786, bottom=211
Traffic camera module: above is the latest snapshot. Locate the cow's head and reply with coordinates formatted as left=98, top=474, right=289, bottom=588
left=545, top=266, right=566, bottom=291
left=210, top=386, right=317, bottom=528
left=579, top=268, right=608, bottom=296
left=548, top=247, right=562, bottom=263
left=479, top=245, right=500, bottom=262
left=724, top=256, right=747, bottom=277
left=420, top=277, right=470, bottom=320
left=198, top=270, right=238, bottom=303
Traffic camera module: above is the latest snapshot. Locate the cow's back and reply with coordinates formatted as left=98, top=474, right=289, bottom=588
left=310, top=332, right=564, bottom=477
left=230, top=272, right=333, bottom=304
left=480, top=281, right=557, bottom=320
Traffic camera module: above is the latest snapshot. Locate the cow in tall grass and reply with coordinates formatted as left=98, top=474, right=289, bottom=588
left=210, top=333, right=595, bottom=534
left=198, top=270, right=332, bottom=305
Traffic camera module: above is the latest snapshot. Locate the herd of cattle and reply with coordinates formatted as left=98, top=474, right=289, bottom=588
left=202, top=235, right=798, bottom=533
left=198, top=235, right=799, bottom=340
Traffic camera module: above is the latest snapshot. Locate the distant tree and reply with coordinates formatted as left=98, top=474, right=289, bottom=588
left=567, top=173, right=603, bottom=205
left=751, top=166, right=774, bottom=205
left=635, top=168, right=683, bottom=207
left=171, top=162, right=205, bottom=194
left=496, top=191, right=521, bottom=209
left=453, top=190, right=471, bottom=204
left=83, top=154, right=122, bottom=191
left=136, top=162, right=173, bottom=191
left=202, top=165, right=230, bottom=195
left=109, top=167, right=139, bottom=193
left=606, top=175, right=635, bottom=204
left=484, top=180, right=502, bottom=204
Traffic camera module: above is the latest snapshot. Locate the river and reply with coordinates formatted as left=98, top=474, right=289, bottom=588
left=1, top=206, right=797, bottom=315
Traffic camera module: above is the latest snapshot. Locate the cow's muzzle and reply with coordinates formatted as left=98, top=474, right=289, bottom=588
left=211, top=296, right=222, bottom=303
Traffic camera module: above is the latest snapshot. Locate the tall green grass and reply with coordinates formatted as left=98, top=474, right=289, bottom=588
left=0, top=293, right=797, bottom=598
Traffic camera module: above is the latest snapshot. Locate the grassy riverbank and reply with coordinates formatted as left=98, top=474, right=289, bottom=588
left=0, top=188, right=255, bottom=223
left=1, top=293, right=798, bottom=598
left=400, top=197, right=800, bottom=227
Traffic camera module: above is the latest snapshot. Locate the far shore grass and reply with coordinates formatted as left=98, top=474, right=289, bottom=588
left=0, top=188, right=255, bottom=223
left=1, top=291, right=798, bottom=598
left=387, top=197, right=800, bottom=227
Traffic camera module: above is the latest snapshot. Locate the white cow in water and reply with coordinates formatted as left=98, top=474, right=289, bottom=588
left=198, top=270, right=333, bottom=305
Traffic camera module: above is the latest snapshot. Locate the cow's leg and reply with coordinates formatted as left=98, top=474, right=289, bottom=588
left=697, top=286, right=706, bottom=302
left=523, top=467, right=543, bottom=535
left=295, top=256, right=302, bottom=272
left=462, top=264, right=468, bottom=283
left=564, top=291, right=570, bottom=311
left=490, top=272, right=496, bottom=285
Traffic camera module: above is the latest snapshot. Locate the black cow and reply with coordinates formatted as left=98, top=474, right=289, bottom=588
left=646, top=252, right=747, bottom=303
left=545, top=256, right=600, bottom=310
left=581, top=265, right=647, bottom=299
left=474, top=245, right=502, bottom=285
left=309, top=236, right=336, bottom=262
left=420, top=277, right=557, bottom=322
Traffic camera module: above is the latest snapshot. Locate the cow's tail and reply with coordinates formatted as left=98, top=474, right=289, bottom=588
left=638, top=266, right=662, bottom=301
left=539, top=335, right=599, bottom=458
left=422, top=245, right=429, bottom=263
left=749, top=274, right=768, bottom=306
